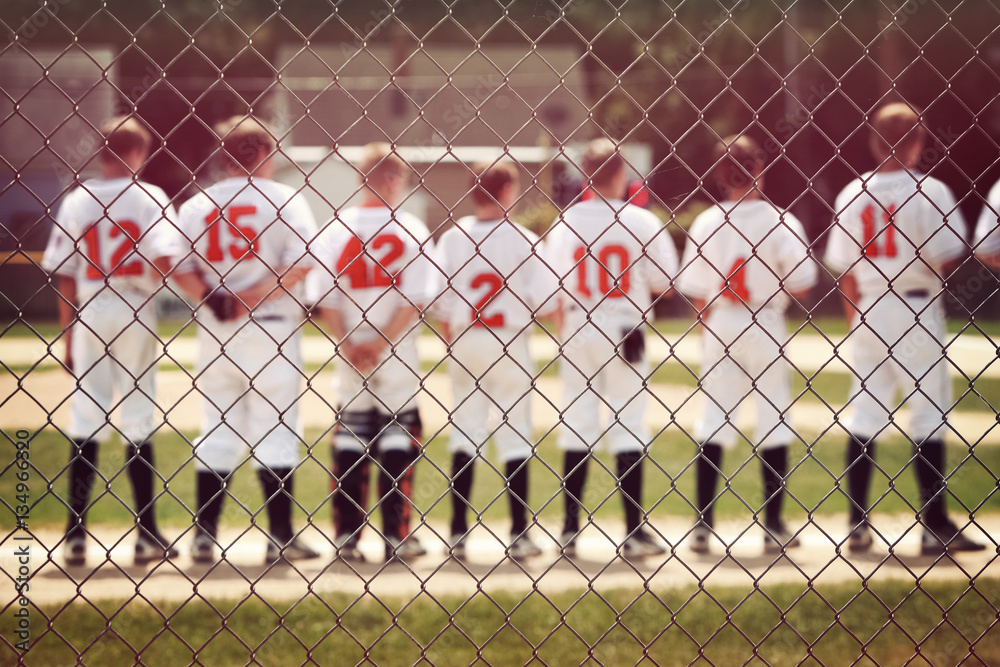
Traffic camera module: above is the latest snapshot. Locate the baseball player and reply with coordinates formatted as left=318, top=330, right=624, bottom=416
left=309, top=143, right=430, bottom=563
left=428, top=160, right=558, bottom=561
left=42, top=116, right=179, bottom=567
left=676, top=135, right=817, bottom=556
left=173, top=115, right=320, bottom=565
left=544, top=138, right=678, bottom=559
left=825, top=103, right=984, bottom=556
left=973, top=178, right=1000, bottom=269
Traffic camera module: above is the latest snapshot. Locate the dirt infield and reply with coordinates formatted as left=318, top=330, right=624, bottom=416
left=3, top=516, right=996, bottom=606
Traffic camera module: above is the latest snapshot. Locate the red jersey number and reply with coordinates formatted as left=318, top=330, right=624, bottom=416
left=721, top=257, right=749, bottom=303
left=572, top=244, right=631, bottom=298
left=205, top=205, right=259, bottom=262
left=81, top=220, right=143, bottom=280
left=861, top=204, right=897, bottom=258
left=470, top=272, right=504, bottom=328
left=336, top=234, right=406, bottom=289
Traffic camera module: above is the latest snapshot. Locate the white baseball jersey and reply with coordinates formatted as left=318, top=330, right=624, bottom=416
left=308, top=206, right=431, bottom=418
left=176, top=176, right=318, bottom=471
left=42, top=177, right=179, bottom=443
left=974, top=178, right=1000, bottom=259
left=676, top=199, right=817, bottom=448
left=429, top=215, right=558, bottom=462
left=545, top=200, right=675, bottom=336
left=825, top=170, right=967, bottom=440
left=544, top=199, right=678, bottom=453
left=43, top=177, right=178, bottom=300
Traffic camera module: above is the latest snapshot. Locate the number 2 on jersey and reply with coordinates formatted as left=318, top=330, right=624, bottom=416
left=572, top=244, right=630, bottom=298
left=336, top=234, right=406, bottom=288
left=470, top=272, right=504, bottom=327
left=721, top=257, right=749, bottom=303
left=81, top=220, right=143, bottom=279
left=861, top=203, right=897, bottom=258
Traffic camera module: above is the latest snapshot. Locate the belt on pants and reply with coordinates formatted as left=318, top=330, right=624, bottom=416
left=904, top=289, right=930, bottom=299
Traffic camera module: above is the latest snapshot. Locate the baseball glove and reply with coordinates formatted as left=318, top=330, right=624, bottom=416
left=204, top=287, right=239, bottom=321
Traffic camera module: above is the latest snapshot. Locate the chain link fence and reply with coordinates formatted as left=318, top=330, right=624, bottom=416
left=2, top=0, right=1000, bottom=664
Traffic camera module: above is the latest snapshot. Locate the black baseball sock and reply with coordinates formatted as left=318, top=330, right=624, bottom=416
left=760, top=446, right=789, bottom=530
left=617, top=451, right=644, bottom=535
left=562, top=451, right=590, bottom=535
left=696, top=443, right=724, bottom=528
left=506, top=458, right=530, bottom=536
left=450, top=452, right=475, bottom=537
left=333, top=448, right=367, bottom=542
left=126, top=441, right=163, bottom=543
left=845, top=434, right=875, bottom=529
left=195, top=470, right=228, bottom=539
left=915, top=438, right=949, bottom=530
left=379, top=449, right=412, bottom=541
left=65, top=438, right=99, bottom=540
left=259, top=467, right=294, bottom=545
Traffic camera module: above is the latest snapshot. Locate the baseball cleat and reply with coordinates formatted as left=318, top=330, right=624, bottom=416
left=191, top=533, right=216, bottom=565
left=135, top=533, right=179, bottom=565
left=335, top=536, right=366, bottom=564
left=449, top=534, right=468, bottom=561
left=266, top=536, right=320, bottom=564
left=763, top=523, right=801, bottom=555
left=64, top=536, right=87, bottom=567
left=690, top=524, right=712, bottom=556
left=508, top=534, right=542, bottom=561
left=559, top=531, right=578, bottom=559
left=621, top=529, right=666, bottom=559
left=921, top=523, right=987, bottom=556
left=847, top=525, right=873, bottom=554
left=385, top=535, right=427, bottom=562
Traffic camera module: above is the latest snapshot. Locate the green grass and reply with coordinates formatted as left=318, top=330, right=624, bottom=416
left=4, top=425, right=999, bottom=533
left=7, top=579, right=1000, bottom=666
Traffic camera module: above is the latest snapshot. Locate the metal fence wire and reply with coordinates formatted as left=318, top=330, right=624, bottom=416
left=2, top=0, right=1000, bottom=665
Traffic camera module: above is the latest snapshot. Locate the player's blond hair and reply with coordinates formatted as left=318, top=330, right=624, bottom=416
left=869, top=103, right=926, bottom=162
left=712, top=135, right=765, bottom=192
left=583, top=138, right=624, bottom=188
left=361, top=142, right=407, bottom=191
left=471, top=160, right=519, bottom=206
left=100, top=116, right=152, bottom=162
left=214, top=115, right=276, bottom=172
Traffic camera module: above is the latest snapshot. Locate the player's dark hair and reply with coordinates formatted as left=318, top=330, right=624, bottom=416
left=471, top=161, right=519, bottom=206
left=100, top=116, right=152, bottom=162
left=583, top=138, right=624, bottom=188
left=214, top=115, right=276, bottom=172
left=712, top=135, right=765, bottom=192
left=361, top=142, right=407, bottom=191
left=869, top=103, right=926, bottom=162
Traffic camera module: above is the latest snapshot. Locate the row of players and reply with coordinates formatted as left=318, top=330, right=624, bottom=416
left=43, top=104, right=994, bottom=567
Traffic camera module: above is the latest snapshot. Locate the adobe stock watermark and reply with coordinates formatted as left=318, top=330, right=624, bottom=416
left=11, top=429, right=33, bottom=653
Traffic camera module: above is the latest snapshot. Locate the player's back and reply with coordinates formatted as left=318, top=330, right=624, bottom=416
left=312, top=206, right=430, bottom=335
left=679, top=200, right=814, bottom=312
left=546, top=199, right=674, bottom=334
left=178, top=177, right=312, bottom=299
left=44, top=177, right=175, bottom=299
left=433, top=216, right=549, bottom=339
left=828, top=171, right=966, bottom=301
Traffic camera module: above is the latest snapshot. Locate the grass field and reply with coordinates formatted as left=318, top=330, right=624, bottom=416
left=4, top=425, right=998, bottom=535
left=8, top=578, right=999, bottom=666
left=4, top=317, right=999, bottom=665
